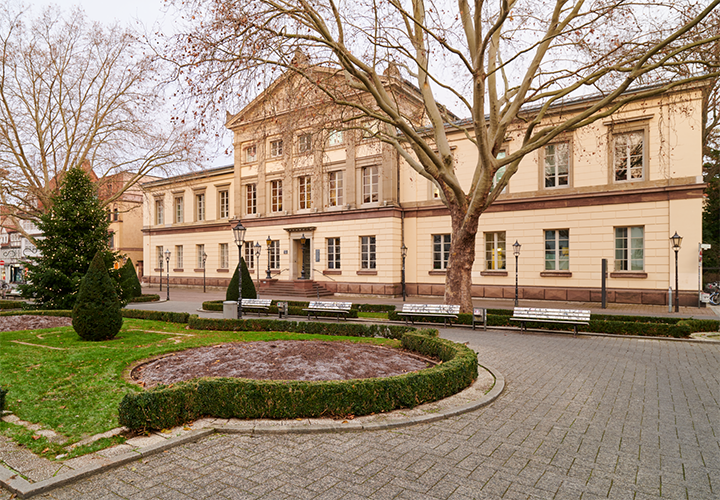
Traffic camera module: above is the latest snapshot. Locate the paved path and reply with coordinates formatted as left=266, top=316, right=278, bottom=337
left=5, top=329, right=719, bottom=499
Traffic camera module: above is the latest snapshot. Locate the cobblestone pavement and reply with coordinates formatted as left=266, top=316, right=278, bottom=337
left=3, top=330, right=719, bottom=499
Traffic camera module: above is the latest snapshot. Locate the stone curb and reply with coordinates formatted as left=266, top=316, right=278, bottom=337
left=0, top=366, right=504, bottom=499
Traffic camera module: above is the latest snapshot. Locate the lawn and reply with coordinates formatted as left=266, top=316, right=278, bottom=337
left=0, top=318, right=399, bottom=454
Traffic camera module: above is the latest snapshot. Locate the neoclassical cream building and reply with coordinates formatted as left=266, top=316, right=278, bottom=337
left=142, top=76, right=706, bottom=305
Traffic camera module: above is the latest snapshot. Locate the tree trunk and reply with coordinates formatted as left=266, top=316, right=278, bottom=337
left=444, top=207, right=481, bottom=313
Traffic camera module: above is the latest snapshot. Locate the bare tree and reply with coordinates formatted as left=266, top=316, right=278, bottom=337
left=170, top=0, right=720, bottom=311
left=0, top=3, right=193, bottom=240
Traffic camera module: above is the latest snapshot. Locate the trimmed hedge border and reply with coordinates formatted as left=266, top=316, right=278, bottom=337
left=0, top=300, right=24, bottom=309
left=0, top=309, right=72, bottom=317
left=117, top=329, right=478, bottom=431
left=121, top=310, right=190, bottom=323
left=202, top=299, right=392, bottom=315
left=129, top=294, right=161, bottom=303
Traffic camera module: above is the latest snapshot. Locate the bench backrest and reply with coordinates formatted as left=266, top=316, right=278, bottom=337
left=241, top=299, right=272, bottom=307
left=401, top=303, right=460, bottom=315
left=513, top=307, right=590, bottom=322
left=308, top=301, right=352, bottom=311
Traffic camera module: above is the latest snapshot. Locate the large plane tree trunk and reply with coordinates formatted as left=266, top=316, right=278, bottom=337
left=444, top=205, right=481, bottom=313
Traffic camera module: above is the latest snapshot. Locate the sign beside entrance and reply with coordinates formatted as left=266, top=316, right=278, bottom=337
left=0, top=260, right=5, bottom=266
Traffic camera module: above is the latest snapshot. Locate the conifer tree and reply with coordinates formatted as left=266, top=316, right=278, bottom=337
left=21, top=167, right=118, bottom=309
left=118, top=257, right=142, bottom=304
left=72, top=251, right=123, bottom=341
left=225, top=258, right=257, bottom=301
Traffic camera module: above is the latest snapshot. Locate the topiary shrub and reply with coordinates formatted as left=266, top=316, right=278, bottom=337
left=118, top=258, right=142, bottom=305
left=72, top=251, right=123, bottom=341
left=226, top=258, right=257, bottom=301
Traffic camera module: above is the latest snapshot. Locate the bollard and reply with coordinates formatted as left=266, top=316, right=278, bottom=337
left=668, top=287, right=673, bottom=313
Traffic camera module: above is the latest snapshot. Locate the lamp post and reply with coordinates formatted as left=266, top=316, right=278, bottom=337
left=254, top=242, right=261, bottom=289
left=300, top=233, right=307, bottom=279
left=266, top=235, right=272, bottom=279
left=401, top=244, right=408, bottom=301
left=164, top=249, right=171, bottom=301
left=159, top=251, right=163, bottom=292
left=513, top=240, right=521, bottom=306
left=671, top=232, right=683, bottom=313
left=202, top=252, right=207, bottom=293
left=232, top=220, right=247, bottom=319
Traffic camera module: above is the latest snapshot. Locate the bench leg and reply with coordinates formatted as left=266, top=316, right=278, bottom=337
left=573, top=325, right=578, bottom=337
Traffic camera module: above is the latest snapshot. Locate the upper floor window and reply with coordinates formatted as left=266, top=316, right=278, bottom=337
left=362, top=166, right=378, bottom=204
left=614, top=131, right=644, bottom=182
left=271, top=180, right=283, bottom=212
left=615, top=226, right=644, bottom=271
left=245, top=144, right=257, bottom=163
left=196, top=192, right=205, bottom=221
left=155, top=199, right=164, bottom=225
left=329, top=171, right=343, bottom=207
left=219, top=190, right=229, bottom=219
left=270, top=139, right=283, bottom=158
left=544, top=143, right=569, bottom=188
left=327, top=237, right=341, bottom=269
left=361, top=236, right=376, bottom=269
left=299, top=176, right=312, bottom=210
left=432, top=185, right=441, bottom=200
left=485, top=232, right=506, bottom=270
left=328, top=130, right=343, bottom=147
left=174, top=196, right=184, bottom=223
left=246, top=184, right=257, bottom=215
left=433, top=234, right=451, bottom=270
left=545, top=229, right=569, bottom=271
left=298, top=133, right=312, bottom=154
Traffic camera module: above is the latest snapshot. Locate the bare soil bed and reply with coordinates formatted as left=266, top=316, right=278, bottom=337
left=131, top=341, right=436, bottom=387
left=0, top=315, right=72, bottom=332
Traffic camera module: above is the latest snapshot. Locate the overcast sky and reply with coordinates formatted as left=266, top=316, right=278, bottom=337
left=33, top=0, right=170, bottom=30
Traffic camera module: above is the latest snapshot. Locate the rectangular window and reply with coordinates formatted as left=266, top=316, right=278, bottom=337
left=245, top=144, right=257, bottom=163
left=197, top=244, right=205, bottom=269
left=270, top=139, right=283, bottom=157
left=485, top=232, right=506, bottom=270
left=156, top=246, right=164, bottom=269
left=545, top=230, right=569, bottom=271
left=220, top=243, right=229, bottom=269
left=433, top=234, right=451, bottom=270
left=174, top=197, right=184, bottom=223
left=362, top=166, right=378, bottom=204
left=329, top=171, right=344, bottom=207
left=615, top=226, right=644, bottom=271
left=614, top=132, right=644, bottom=182
left=298, top=133, right=312, bottom=153
left=246, top=184, right=257, bottom=215
left=219, top=190, right=229, bottom=219
left=243, top=241, right=255, bottom=269
left=361, top=236, right=376, bottom=269
left=544, top=143, right=569, bottom=188
left=327, top=238, right=341, bottom=269
left=328, top=130, right=343, bottom=147
left=271, top=180, right=283, bottom=212
left=196, top=193, right=205, bottom=221
left=155, top=199, right=164, bottom=225
left=269, top=240, right=280, bottom=269
left=492, top=151, right=507, bottom=194
left=175, top=245, right=183, bottom=269
left=299, top=176, right=312, bottom=210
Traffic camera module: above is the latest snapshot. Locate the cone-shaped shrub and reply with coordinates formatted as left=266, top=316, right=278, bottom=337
left=225, top=258, right=257, bottom=301
left=119, top=257, right=142, bottom=304
left=72, top=251, right=123, bottom=341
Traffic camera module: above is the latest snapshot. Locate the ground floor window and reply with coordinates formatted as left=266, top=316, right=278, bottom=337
left=220, top=243, right=229, bottom=269
left=545, top=230, right=569, bottom=270
left=615, top=226, right=644, bottom=271
left=243, top=241, right=254, bottom=269
left=156, top=246, right=164, bottom=269
left=361, top=236, right=376, bottom=269
left=269, top=240, right=280, bottom=269
left=433, top=234, right=451, bottom=270
left=196, top=244, right=205, bottom=269
left=327, top=238, right=340, bottom=269
left=175, top=245, right=183, bottom=269
left=485, top=232, right=506, bottom=270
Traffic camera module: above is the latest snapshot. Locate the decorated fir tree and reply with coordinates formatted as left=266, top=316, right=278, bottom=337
left=72, top=251, right=122, bottom=341
left=225, top=258, right=257, bottom=301
left=21, top=167, right=118, bottom=309
left=118, top=257, right=142, bottom=304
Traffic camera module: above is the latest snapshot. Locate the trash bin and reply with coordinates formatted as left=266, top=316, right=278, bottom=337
left=277, top=301, right=288, bottom=319
left=223, top=300, right=238, bottom=319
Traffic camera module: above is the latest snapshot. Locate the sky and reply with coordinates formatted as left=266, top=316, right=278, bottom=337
left=34, top=0, right=171, bottom=31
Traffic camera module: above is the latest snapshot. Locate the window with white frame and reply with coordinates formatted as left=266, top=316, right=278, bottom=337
left=362, top=166, right=378, bottom=204
left=299, top=176, right=312, bottom=210
left=545, top=230, right=569, bottom=270
left=614, top=131, right=644, bottom=182
left=243, top=241, right=254, bottom=269
left=155, top=199, right=164, bottom=225
left=271, top=180, right=283, bottom=212
left=245, top=144, right=257, bottom=163
left=196, top=244, right=205, bottom=269
left=492, top=151, right=507, bottom=193
left=615, top=226, right=644, bottom=271
left=220, top=243, right=229, bottom=269
left=156, top=246, right=164, bottom=269
left=433, top=234, right=451, bottom=270
left=485, top=232, right=506, bottom=270
left=298, top=133, right=312, bottom=153
left=328, top=130, right=343, bottom=147
left=327, top=238, right=341, bottom=269
left=329, top=171, right=343, bottom=207
left=269, top=240, right=280, bottom=269
left=175, top=245, right=183, bottom=269
left=270, top=139, right=283, bottom=157
left=361, top=236, right=376, bottom=269
left=246, top=184, right=256, bottom=215
left=195, top=193, right=205, bottom=221
left=544, top=143, right=569, bottom=188
left=174, top=196, right=184, bottom=223
left=219, top=190, right=229, bottom=219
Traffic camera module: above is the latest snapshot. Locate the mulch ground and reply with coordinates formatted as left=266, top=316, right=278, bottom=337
left=0, top=315, right=72, bottom=332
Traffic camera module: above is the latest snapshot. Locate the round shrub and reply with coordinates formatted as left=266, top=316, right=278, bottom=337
left=72, top=251, right=123, bottom=341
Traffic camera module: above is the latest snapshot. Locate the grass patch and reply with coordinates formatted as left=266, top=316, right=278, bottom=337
left=358, top=311, right=389, bottom=319
left=0, top=318, right=398, bottom=451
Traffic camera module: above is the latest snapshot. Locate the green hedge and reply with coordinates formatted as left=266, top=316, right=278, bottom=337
left=0, top=300, right=24, bottom=309
left=202, top=299, right=394, bottom=315
left=0, top=309, right=72, bottom=317
left=117, top=330, right=478, bottom=431
left=130, top=294, right=160, bottom=303
left=121, top=310, right=190, bottom=323
left=188, top=316, right=411, bottom=339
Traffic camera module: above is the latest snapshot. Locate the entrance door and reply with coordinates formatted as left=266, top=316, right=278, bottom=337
left=294, top=238, right=311, bottom=279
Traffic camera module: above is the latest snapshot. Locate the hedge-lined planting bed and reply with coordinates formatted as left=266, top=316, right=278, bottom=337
left=202, top=299, right=392, bottom=315
left=117, top=329, right=478, bottom=431
left=130, top=294, right=160, bottom=303
left=121, top=310, right=190, bottom=323
left=0, top=300, right=24, bottom=309
left=0, top=309, right=72, bottom=317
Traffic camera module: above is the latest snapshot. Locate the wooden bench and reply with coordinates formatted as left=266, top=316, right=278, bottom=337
left=303, top=301, right=353, bottom=321
left=241, top=298, right=272, bottom=316
left=472, top=308, right=487, bottom=330
left=397, top=303, right=460, bottom=326
left=510, top=307, right=591, bottom=337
